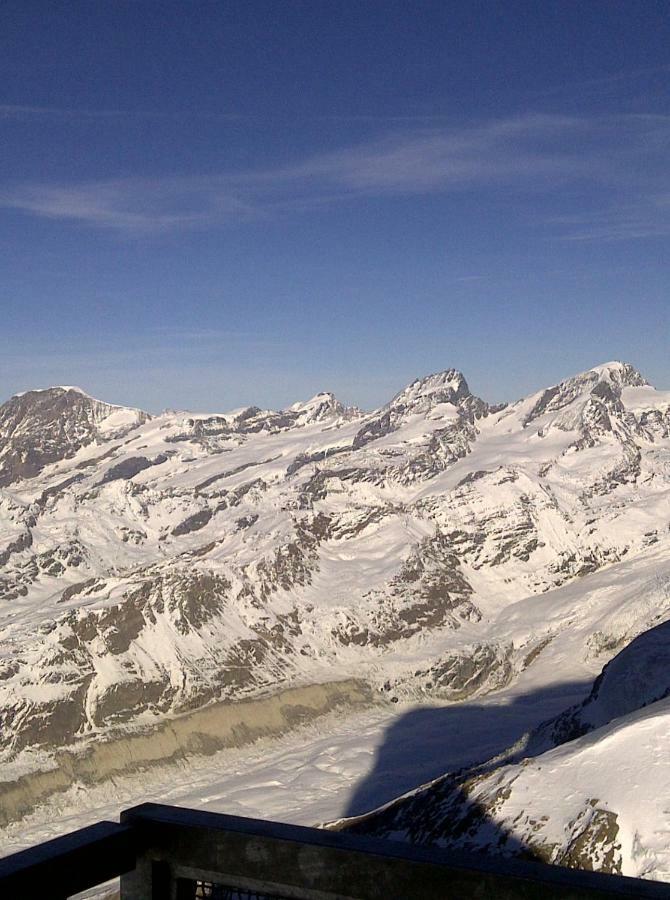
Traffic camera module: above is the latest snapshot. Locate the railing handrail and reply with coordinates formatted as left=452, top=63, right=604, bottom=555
left=122, top=802, right=670, bottom=899
left=0, top=802, right=668, bottom=898
left=121, top=802, right=665, bottom=896
left=0, top=820, right=134, bottom=898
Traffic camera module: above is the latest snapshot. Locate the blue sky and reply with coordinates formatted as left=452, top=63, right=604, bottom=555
left=1, top=0, right=669, bottom=412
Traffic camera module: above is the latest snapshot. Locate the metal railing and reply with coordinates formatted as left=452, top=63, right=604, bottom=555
left=0, top=802, right=668, bottom=899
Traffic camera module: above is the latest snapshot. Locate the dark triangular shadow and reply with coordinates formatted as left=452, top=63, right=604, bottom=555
left=343, top=679, right=591, bottom=819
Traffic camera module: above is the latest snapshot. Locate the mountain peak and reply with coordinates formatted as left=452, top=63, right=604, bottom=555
left=521, top=361, right=649, bottom=427
left=10, top=384, right=151, bottom=414
left=287, top=391, right=360, bottom=424
left=14, top=385, right=92, bottom=401
left=289, top=391, right=341, bottom=413
left=352, top=368, right=487, bottom=450
left=587, top=361, right=648, bottom=389
left=391, top=368, right=472, bottom=410
left=0, top=386, right=150, bottom=486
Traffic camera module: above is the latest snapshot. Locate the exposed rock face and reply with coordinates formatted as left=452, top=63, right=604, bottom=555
left=526, top=617, right=670, bottom=753
left=342, top=774, right=624, bottom=875
left=522, top=362, right=647, bottom=428
left=353, top=369, right=489, bottom=451
left=411, top=642, right=513, bottom=700
left=0, top=387, right=149, bottom=486
left=1, top=359, right=670, bottom=828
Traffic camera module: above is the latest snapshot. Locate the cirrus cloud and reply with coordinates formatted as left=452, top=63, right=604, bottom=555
left=0, top=112, right=668, bottom=238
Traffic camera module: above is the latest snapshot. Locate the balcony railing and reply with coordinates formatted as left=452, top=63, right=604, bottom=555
left=0, top=802, right=668, bottom=899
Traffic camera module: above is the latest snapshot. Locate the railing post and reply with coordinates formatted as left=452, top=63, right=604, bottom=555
left=152, top=860, right=172, bottom=900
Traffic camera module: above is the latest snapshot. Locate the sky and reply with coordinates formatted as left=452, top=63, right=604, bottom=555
left=0, top=0, right=669, bottom=413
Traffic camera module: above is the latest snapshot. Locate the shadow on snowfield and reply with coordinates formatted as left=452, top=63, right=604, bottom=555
left=339, top=678, right=593, bottom=862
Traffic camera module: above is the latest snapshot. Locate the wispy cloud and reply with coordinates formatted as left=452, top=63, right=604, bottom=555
left=527, top=64, right=670, bottom=99
left=551, top=196, right=670, bottom=242
left=0, top=178, right=258, bottom=232
left=264, top=113, right=591, bottom=197
left=0, top=112, right=669, bottom=238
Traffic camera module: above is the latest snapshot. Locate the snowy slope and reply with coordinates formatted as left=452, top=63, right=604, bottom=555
left=0, top=360, right=669, bottom=859
left=344, top=613, right=670, bottom=882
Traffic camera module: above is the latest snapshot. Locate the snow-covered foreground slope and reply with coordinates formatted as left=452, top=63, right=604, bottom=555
left=344, top=613, right=670, bottom=883
left=1, top=361, right=670, bottom=874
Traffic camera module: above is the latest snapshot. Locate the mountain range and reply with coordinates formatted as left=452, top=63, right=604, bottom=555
left=1, top=360, right=669, bottom=880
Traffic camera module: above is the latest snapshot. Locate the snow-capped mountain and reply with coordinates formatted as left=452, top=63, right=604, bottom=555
left=0, top=386, right=148, bottom=486
left=1, top=360, right=670, bottom=866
